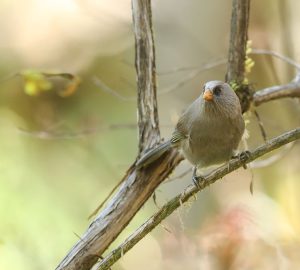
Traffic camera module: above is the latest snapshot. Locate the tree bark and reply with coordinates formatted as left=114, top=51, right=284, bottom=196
left=55, top=1, right=182, bottom=270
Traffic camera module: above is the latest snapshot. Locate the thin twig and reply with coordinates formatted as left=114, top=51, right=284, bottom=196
left=18, top=123, right=176, bottom=141
left=249, top=142, right=295, bottom=169
left=93, top=59, right=226, bottom=100
left=18, top=127, right=101, bottom=140
left=164, top=167, right=192, bottom=183
left=93, top=76, right=136, bottom=101
left=97, top=128, right=300, bottom=270
left=252, top=49, right=300, bottom=71
left=87, top=177, right=126, bottom=220
left=154, top=49, right=300, bottom=78
left=158, top=59, right=227, bottom=95
left=92, top=48, right=300, bottom=102
left=157, top=50, right=300, bottom=76
left=253, top=109, right=267, bottom=142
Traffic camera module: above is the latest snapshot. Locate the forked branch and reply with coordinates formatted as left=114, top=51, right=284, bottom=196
left=56, top=1, right=299, bottom=270
left=55, top=1, right=182, bottom=270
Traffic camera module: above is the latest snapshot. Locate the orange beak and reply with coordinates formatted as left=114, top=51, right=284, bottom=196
left=203, top=89, right=213, bottom=101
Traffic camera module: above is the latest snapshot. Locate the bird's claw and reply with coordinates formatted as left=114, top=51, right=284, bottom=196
left=233, top=150, right=251, bottom=169
left=239, top=150, right=251, bottom=162
left=192, top=174, right=205, bottom=189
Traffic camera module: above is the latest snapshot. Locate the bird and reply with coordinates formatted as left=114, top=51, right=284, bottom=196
left=136, top=80, right=245, bottom=186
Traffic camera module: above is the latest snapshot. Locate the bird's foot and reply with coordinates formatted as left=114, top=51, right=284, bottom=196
left=192, top=167, right=205, bottom=188
left=232, top=150, right=251, bottom=169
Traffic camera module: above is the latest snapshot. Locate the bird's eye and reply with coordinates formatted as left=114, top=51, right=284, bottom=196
left=213, top=86, right=222, bottom=96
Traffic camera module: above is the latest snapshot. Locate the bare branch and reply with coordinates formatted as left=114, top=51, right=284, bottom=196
left=55, top=2, right=184, bottom=270
left=158, top=58, right=227, bottom=76
left=96, top=128, right=300, bottom=270
left=93, top=76, right=136, bottom=101
left=253, top=75, right=300, bottom=106
left=158, top=59, right=227, bottom=95
left=133, top=0, right=160, bottom=152
left=226, top=0, right=250, bottom=84
left=92, top=58, right=226, bottom=100
left=225, top=0, right=251, bottom=113
left=56, top=153, right=182, bottom=270
left=252, top=49, right=300, bottom=71
left=253, top=109, right=267, bottom=142
left=18, top=127, right=101, bottom=140
left=154, top=49, right=300, bottom=78
left=93, top=48, right=300, bottom=102
left=249, top=142, right=295, bottom=169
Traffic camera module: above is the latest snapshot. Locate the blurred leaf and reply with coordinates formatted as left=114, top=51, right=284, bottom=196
left=21, top=70, right=52, bottom=96
left=19, top=70, right=81, bottom=97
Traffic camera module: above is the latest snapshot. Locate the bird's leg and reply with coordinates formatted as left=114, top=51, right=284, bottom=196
left=239, top=150, right=251, bottom=162
left=232, top=150, right=251, bottom=169
left=192, top=167, right=205, bottom=188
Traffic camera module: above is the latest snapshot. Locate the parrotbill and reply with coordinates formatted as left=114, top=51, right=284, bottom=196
left=136, top=80, right=245, bottom=185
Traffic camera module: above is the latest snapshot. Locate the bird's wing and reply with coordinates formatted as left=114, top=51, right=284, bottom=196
left=170, top=110, right=191, bottom=146
left=170, top=129, right=187, bottom=145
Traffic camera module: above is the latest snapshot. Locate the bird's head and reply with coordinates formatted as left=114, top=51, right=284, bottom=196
left=201, top=80, right=242, bottom=116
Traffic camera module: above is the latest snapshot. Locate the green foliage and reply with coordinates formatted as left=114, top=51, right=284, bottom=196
left=244, top=40, right=255, bottom=84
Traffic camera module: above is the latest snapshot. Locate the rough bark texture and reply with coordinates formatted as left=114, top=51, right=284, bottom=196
left=226, top=0, right=250, bottom=83
left=55, top=1, right=182, bottom=270
left=226, top=0, right=252, bottom=113
left=133, top=0, right=160, bottom=152
left=56, top=155, right=182, bottom=270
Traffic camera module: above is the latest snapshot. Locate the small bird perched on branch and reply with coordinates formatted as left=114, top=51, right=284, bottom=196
left=136, top=80, right=245, bottom=186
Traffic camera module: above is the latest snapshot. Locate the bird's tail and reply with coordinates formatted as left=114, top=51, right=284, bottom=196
left=136, top=140, right=172, bottom=168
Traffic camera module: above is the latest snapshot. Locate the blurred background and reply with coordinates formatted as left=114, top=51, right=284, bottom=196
left=0, top=0, right=299, bottom=269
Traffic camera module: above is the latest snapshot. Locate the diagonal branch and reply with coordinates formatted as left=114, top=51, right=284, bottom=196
left=96, top=128, right=300, bottom=270
left=252, top=49, right=300, bottom=71
left=55, top=1, right=182, bottom=270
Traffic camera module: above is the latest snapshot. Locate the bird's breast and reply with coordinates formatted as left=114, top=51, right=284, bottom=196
left=181, top=116, right=243, bottom=167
